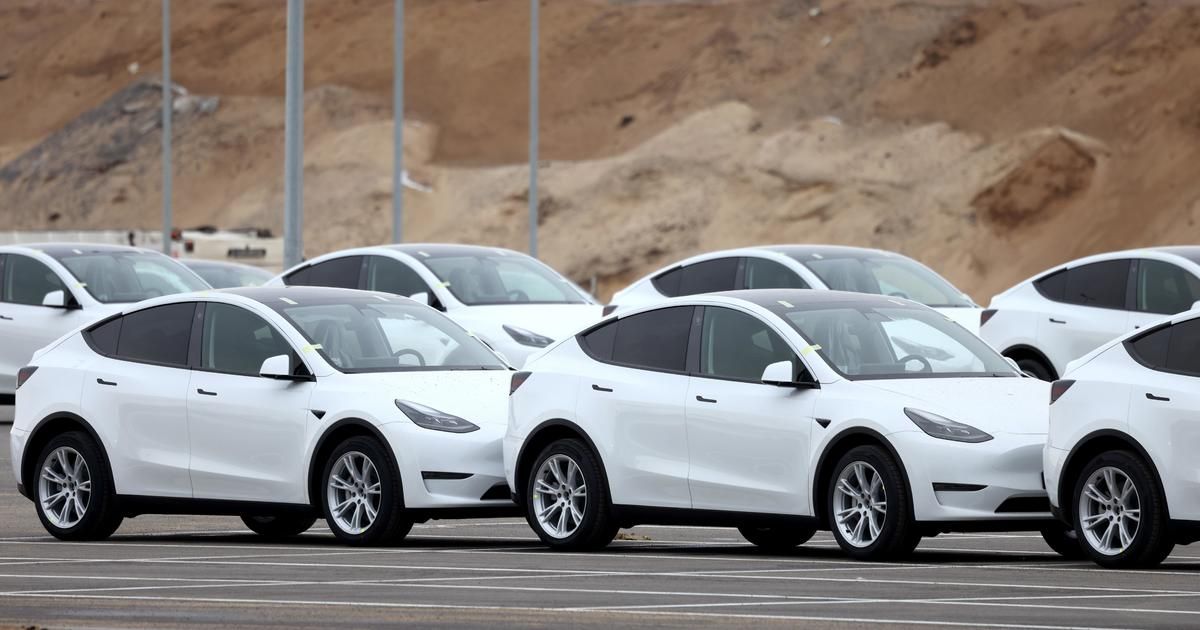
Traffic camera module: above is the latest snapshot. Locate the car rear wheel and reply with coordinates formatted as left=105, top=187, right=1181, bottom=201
left=34, top=431, right=123, bottom=541
left=321, top=436, right=412, bottom=546
left=1039, top=523, right=1084, bottom=559
left=738, top=524, right=817, bottom=552
left=241, top=514, right=317, bottom=540
left=827, top=445, right=920, bottom=561
left=1072, top=451, right=1173, bottom=568
left=524, top=439, right=617, bottom=551
left=1013, top=356, right=1054, bottom=381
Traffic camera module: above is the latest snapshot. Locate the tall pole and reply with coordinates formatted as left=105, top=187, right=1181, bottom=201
left=161, top=0, right=172, bottom=255
left=284, top=0, right=305, bottom=268
left=528, top=0, right=539, bottom=258
left=392, top=0, right=404, bottom=243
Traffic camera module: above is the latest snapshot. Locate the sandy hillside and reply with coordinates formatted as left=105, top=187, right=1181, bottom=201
left=2, top=0, right=1200, bottom=301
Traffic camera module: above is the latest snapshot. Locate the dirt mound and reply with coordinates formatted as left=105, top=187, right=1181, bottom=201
left=972, top=133, right=1099, bottom=232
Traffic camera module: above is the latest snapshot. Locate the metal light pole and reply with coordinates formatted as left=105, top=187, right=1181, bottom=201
left=283, top=0, right=305, bottom=267
left=161, top=0, right=172, bottom=255
left=528, top=0, right=539, bottom=258
left=392, top=0, right=404, bottom=243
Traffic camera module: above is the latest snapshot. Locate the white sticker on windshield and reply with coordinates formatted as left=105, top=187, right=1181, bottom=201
left=418, top=251, right=429, bottom=258
left=373, top=295, right=390, bottom=301
left=778, top=300, right=794, bottom=308
left=811, top=253, right=823, bottom=259
left=279, top=297, right=298, bottom=305
left=72, top=249, right=83, bottom=255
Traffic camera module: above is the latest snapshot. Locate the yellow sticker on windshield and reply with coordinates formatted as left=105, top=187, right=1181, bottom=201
left=800, top=344, right=822, bottom=356
left=279, top=297, right=298, bottom=305
left=302, top=344, right=323, bottom=353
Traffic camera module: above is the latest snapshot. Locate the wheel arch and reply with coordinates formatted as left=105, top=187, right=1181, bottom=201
left=22, top=412, right=113, bottom=496
left=812, top=427, right=914, bottom=526
left=306, top=418, right=396, bottom=508
left=1001, top=344, right=1058, bottom=380
left=513, top=419, right=610, bottom=506
left=1056, top=429, right=1166, bottom=524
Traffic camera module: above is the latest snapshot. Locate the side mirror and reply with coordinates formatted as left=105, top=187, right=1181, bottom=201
left=761, top=360, right=819, bottom=389
left=41, top=290, right=66, bottom=308
left=409, top=291, right=431, bottom=305
left=259, top=354, right=310, bottom=381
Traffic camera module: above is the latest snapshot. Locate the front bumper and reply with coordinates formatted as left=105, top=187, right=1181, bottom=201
left=891, top=430, right=1053, bottom=524
left=380, top=421, right=514, bottom=510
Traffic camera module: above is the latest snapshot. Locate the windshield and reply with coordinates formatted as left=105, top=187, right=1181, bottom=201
left=51, top=251, right=209, bottom=303
left=770, top=301, right=1015, bottom=379
left=269, top=296, right=507, bottom=372
left=189, top=263, right=273, bottom=289
left=417, top=251, right=589, bottom=306
left=791, top=254, right=974, bottom=308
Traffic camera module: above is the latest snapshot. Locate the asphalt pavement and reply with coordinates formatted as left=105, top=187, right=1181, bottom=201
left=0, top=424, right=1197, bottom=629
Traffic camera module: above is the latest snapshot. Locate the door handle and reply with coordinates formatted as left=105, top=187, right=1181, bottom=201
left=197, top=388, right=218, bottom=396
left=1146, top=392, right=1171, bottom=402
left=695, top=395, right=718, bottom=403
left=96, top=378, right=117, bottom=386
left=0, top=315, right=11, bottom=321
left=591, top=384, right=613, bottom=393
left=1049, top=318, right=1067, bottom=324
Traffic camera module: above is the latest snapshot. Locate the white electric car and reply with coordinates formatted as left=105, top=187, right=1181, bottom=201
left=270, top=244, right=605, bottom=367
left=982, top=247, right=1200, bottom=381
left=10, top=287, right=519, bottom=545
left=1044, top=307, right=1200, bottom=568
left=505, top=290, right=1070, bottom=560
left=0, top=244, right=210, bottom=406
left=611, top=246, right=982, bottom=333
left=182, top=259, right=274, bottom=288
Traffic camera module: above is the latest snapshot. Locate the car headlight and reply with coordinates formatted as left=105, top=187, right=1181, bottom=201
left=395, top=400, right=479, bottom=433
left=904, top=408, right=992, bottom=443
left=502, top=324, right=553, bottom=348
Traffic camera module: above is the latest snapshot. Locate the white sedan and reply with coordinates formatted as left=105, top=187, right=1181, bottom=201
left=269, top=244, right=605, bottom=367
left=505, top=290, right=1072, bottom=560
left=1045, top=307, right=1200, bottom=568
left=10, top=287, right=518, bottom=544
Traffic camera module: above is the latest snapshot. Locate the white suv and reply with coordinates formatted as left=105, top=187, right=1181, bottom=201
left=1045, top=307, right=1200, bottom=568
left=982, top=247, right=1200, bottom=380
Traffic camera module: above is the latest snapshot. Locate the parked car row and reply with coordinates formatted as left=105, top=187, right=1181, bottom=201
left=7, top=240, right=1200, bottom=569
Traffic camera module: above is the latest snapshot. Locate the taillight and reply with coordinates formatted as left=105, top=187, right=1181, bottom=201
left=601, top=304, right=619, bottom=317
left=980, top=309, right=998, bottom=327
left=16, top=366, right=38, bottom=390
left=510, top=371, right=531, bottom=395
left=1050, top=379, right=1075, bottom=404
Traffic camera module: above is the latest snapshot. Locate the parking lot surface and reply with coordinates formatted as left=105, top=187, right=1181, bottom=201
left=0, top=425, right=1198, bottom=629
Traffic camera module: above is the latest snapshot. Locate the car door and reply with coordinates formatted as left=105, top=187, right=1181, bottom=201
left=80, top=303, right=197, bottom=497
left=575, top=306, right=694, bottom=508
left=1035, top=260, right=1132, bottom=370
left=0, top=254, right=91, bottom=395
left=186, top=302, right=315, bottom=503
left=1123, top=319, right=1200, bottom=520
left=1127, top=259, right=1200, bottom=332
left=685, top=306, right=816, bottom=515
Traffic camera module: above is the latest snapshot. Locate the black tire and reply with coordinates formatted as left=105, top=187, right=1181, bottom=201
left=1071, top=450, right=1173, bottom=569
left=1014, top=356, right=1054, bottom=381
left=739, top=524, right=817, bottom=552
left=1040, top=523, right=1085, bottom=559
left=827, top=445, right=920, bottom=561
left=320, top=436, right=412, bottom=546
left=33, top=431, right=123, bottom=541
left=523, top=439, right=618, bottom=551
left=241, top=514, right=317, bottom=540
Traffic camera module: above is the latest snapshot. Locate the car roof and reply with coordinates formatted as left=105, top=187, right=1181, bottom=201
left=709, top=288, right=920, bottom=310
left=383, top=243, right=523, bottom=258
left=1150, top=245, right=1200, bottom=260
left=182, top=259, right=264, bottom=270
left=759, top=244, right=894, bottom=260
left=5, top=243, right=153, bottom=256
left=218, top=286, right=408, bottom=305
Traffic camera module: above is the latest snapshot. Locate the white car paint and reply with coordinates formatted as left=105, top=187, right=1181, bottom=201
left=982, top=247, right=1200, bottom=380
left=10, top=287, right=518, bottom=544
left=0, top=243, right=209, bottom=399
left=267, top=244, right=604, bottom=367
left=1044, top=307, right=1200, bottom=567
left=505, top=290, right=1057, bottom=559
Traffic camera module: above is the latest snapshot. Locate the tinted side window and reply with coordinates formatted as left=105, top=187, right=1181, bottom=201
left=3, top=254, right=66, bottom=306
left=1063, top=260, right=1130, bottom=309
left=699, top=307, right=796, bottom=381
left=1127, top=326, right=1169, bottom=368
left=1034, top=269, right=1067, bottom=301
left=285, top=256, right=363, bottom=289
left=744, top=258, right=809, bottom=290
left=651, top=267, right=683, bottom=297
left=580, top=320, right=616, bottom=361
left=85, top=317, right=122, bottom=356
left=1138, top=260, right=1200, bottom=315
left=678, top=258, right=739, bottom=296
left=366, top=256, right=429, bottom=297
left=202, top=303, right=295, bottom=376
left=611, top=306, right=693, bottom=372
left=1166, top=319, right=1200, bottom=375
left=116, top=303, right=195, bottom=367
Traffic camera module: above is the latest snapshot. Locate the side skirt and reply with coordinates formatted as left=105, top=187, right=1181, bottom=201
left=117, top=495, right=521, bottom=522
left=611, top=504, right=820, bottom=530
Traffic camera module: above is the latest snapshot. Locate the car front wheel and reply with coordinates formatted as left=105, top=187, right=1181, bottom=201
left=34, top=431, right=123, bottom=541
left=524, top=439, right=617, bottom=551
left=827, top=445, right=920, bottom=561
left=321, top=436, right=412, bottom=546
left=1072, top=451, right=1173, bottom=568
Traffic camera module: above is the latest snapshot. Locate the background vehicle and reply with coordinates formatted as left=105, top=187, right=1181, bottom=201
left=611, top=246, right=981, bottom=333
left=0, top=244, right=209, bottom=406
left=269, top=244, right=604, bottom=366
left=11, top=287, right=518, bottom=544
left=1045, top=307, right=1200, bottom=568
left=506, top=290, right=1069, bottom=560
left=982, top=247, right=1200, bottom=381
left=183, top=259, right=274, bottom=288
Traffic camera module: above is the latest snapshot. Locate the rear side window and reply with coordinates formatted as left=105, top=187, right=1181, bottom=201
left=678, top=258, right=739, bottom=296
left=1033, top=269, right=1067, bottom=301
left=1127, top=326, right=1169, bottom=368
left=579, top=320, right=617, bottom=361
left=115, top=303, right=196, bottom=367
left=85, top=317, right=122, bottom=356
left=1137, top=260, right=1200, bottom=315
left=1063, top=260, right=1130, bottom=309
left=285, top=256, right=363, bottom=289
left=366, top=256, right=429, bottom=297
left=611, top=306, right=694, bottom=372
left=1128, top=320, right=1200, bottom=375
left=744, top=258, right=809, bottom=290
left=651, top=267, right=683, bottom=297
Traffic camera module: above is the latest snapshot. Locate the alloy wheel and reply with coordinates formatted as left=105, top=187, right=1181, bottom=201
left=39, top=446, right=92, bottom=529
left=532, top=454, right=587, bottom=539
left=1078, top=466, right=1141, bottom=556
left=326, top=451, right=382, bottom=535
left=833, top=461, right=887, bottom=548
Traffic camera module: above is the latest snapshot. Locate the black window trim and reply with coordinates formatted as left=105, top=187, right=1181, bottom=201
left=82, top=312, right=124, bottom=357
left=86, top=302, right=199, bottom=371
left=650, top=265, right=683, bottom=297
left=0, top=254, right=6, bottom=299
left=1124, top=320, right=1200, bottom=379
left=191, top=301, right=314, bottom=379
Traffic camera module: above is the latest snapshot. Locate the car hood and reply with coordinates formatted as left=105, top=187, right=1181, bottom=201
left=451, top=303, right=607, bottom=341
left=347, top=370, right=513, bottom=428
left=934, top=306, right=982, bottom=336
left=861, top=376, right=1049, bottom=435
